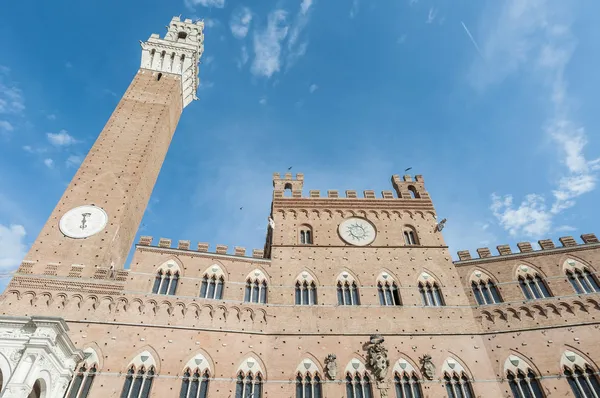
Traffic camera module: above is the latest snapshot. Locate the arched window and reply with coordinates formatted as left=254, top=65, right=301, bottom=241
left=561, top=350, right=600, bottom=398
left=244, top=270, right=268, bottom=304
left=64, top=348, right=100, bottom=398
left=564, top=259, right=600, bottom=295
left=28, top=379, right=44, bottom=398
left=403, top=226, right=419, bottom=245
left=392, top=359, right=422, bottom=398
left=470, top=271, right=503, bottom=305
left=151, top=260, right=181, bottom=295
left=235, top=372, right=263, bottom=398
left=295, top=273, right=317, bottom=305
left=284, top=183, right=293, bottom=197
left=120, top=366, right=155, bottom=398
left=295, top=359, right=323, bottom=398
left=377, top=272, right=401, bottom=306
left=199, top=265, right=225, bottom=300
left=337, top=273, right=360, bottom=305
left=516, top=266, right=551, bottom=300
left=442, top=358, right=474, bottom=398
left=504, top=355, right=544, bottom=398
left=418, top=273, right=444, bottom=306
left=299, top=225, right=313, bottom=245
left=345, top=372, right=373, bottom=398
left=179, top=369, right=209, bottom=398
left=407, top=185, right=420, bottom=199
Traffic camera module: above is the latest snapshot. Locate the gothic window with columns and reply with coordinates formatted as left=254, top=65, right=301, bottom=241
left=403, top=226, right=419, bottom=245
left=151, top=260, right=181, bottom=295
left=564, top=259, right=600, bottom=295
left=295, top=359, right=323, bottom=398
left=235, top=357, right=264, bottom=398
left=516, top=266, right=552, bottom=300
left=244, top=270, right=268, bottom=304
left=344, top=360, right=373, bottom=398
left=300, top=225, right=313, bottom=245
left=179, top=353, right=211, bottom=398
left=504, top=355, right=544, bottom=398
left=199, top=265, right=225, bottom=300
left=470, top=270, right=503, bottom=305
left=337, top=272, right=360, bottom=305
left=417, top=273, right=444, bottom=306
left=393, top=359, right=422, bottom=398
left=120, top=351, right=157, bottom=398
left=442, top=358, right=474, bottom=398
left=295, top=272, right=317, bottom=305
left=377, top=272, right=401, bottom=306
left=561, top=350, right=600, bottom=397
left=64, top=348, right=100, bottom=398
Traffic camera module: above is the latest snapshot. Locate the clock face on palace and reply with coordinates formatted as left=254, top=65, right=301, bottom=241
left=59, top=205, right=108, bottom=239
left=338, top=217, right=377, bottom=246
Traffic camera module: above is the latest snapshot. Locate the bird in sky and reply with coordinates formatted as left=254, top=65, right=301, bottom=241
left=287, top=166, right=293, bottom=171
left=405, top=167, right=412, bottom=173
left=239, top=207, right=243, bottom=210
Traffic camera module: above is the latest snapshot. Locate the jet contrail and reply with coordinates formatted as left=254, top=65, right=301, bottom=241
left=461, top=21, right=484, bottom=59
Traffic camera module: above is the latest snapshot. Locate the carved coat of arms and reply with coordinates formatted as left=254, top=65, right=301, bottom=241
left=367, top=334, right=390, bottom=381
left=420, top=354, right=436, bottom=380
left=324, top=354, right=337, bottom=380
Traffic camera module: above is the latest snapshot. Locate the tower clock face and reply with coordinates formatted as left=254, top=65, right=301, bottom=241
left=59, top=205, right=108, bottom=239
left=338, top=217, right=377, bottom=246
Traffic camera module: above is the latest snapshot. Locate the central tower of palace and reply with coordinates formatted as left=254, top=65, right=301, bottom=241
left=22, top=17, right=204, bottom=276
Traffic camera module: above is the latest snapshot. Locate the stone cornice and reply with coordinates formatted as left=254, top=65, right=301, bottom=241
left=272, top=198, right=435, bottom=211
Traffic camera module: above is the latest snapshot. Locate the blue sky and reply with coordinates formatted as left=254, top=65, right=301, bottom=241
left=1, top=0, right=600, bottom=285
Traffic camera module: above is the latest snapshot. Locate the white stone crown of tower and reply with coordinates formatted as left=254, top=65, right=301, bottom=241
left=140, top=16, right=204, bottom=107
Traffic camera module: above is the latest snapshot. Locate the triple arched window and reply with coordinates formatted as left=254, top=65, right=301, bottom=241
left=296, top=373, right=323, bottom=398
left=442, top=359, right=474, bottom=398
left=244, top=270, right=268, bottom=304
left=200, top=265, right=225, bottom=300
left=235, top=372, right=263, bottom=398
left=562, top=350, right=600, bottom=398
left=295, top=273, right=317, bottom=305
left=345, top=372, right=373, bottom=398
left=564, top=259, right=600, bottom=295
left=120, top=366, right=155, bottom=398
left=152, top=269, right=179, bottom=295
left=337, top=273, right=360, bottom=305
left=392, top=359, right=423, bottom=398
left=179, top=369, right=209, bottom=398
left=418, top=273, right=444, bottom=307
left=64, top=348, right=99, bottom=398
left=504, top=355, right=544, bottom=398
left=516, top=266, right=551, bottom=300
left=377, top=273, right=401, bottom=306
left=470, top=271, right=503, bottom=305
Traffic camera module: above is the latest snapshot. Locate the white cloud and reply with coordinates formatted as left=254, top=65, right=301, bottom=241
left=491, top=193, right=552, bottom=237
left=309, top=84, right=318, bottom=93
left=47, top=114, right=56, bottom=120
left=474, top=1, right=599, bottom=237
left=43, top=158, right=54, bottom=168
left=66, top=155, right=83, bottom=168
left=47, top=130, right=77, bottom=146
left=0, top=78, right=24, bottom=114
left=203, top=18, right=218, bottom=28
left=251, top=10, right=289, bottom=78
left=0, top=120, right=13, bottom=132
left=199, top=80, right=215, bottom=90
left=286, top=0, right=315, bottom=70
left=300, top=0, right=313, bottom=15
left=426, top=7, right=437, bottom=24
left=259, top=97, right=267, bottom=105
left=230, top=7, right=253, bottom=39
left=237, top=46, right=250, bottom=69
left=184, top=0, right=225, bottom=9
left=0, top=224, right=27, bottom=271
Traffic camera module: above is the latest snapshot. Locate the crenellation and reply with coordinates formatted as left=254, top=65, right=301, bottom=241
left=197, top=242, right=209, bottom=252
left=582, top=233, right=599, bottom=243
left=235, top=246, right=246, bottom=256
left=177, top=240, right=190, bottom=250
left=476, top=247, right=492, bottom=258
left=345, top=190, right=357, bottom=198
left=457, top=250, right=472, bottom=261
left=309, top=190, right=320, bottom=198
left=363, top=190, right=376, bottom=199
left=252, top=249, right=265, bottom=258
left=517, top=242, right=534, bottom=253
left=559, top=236, right=578, bottom=247
left=215, top=244, right=228, bottom=254
left=139, top=236, right=153, bottom=246
left=327, top=190, right=339, bottom=198
left=381, top=190, right=394, bottom=199
left=538, top=239, right=555, bottom=250
left=158, top=237, right=172, bottom=248
left=496, top=244, right=512, bottom=255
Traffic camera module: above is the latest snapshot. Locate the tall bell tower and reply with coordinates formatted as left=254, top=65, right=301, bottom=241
left=23, top=17, right=204, bottom=276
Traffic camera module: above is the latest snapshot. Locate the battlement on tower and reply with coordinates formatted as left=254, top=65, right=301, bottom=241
left=137, top=236, right=267, bottom=260
left=272, top=172, right=431, bottom=200
left=455, top=233, right=600, bottom=262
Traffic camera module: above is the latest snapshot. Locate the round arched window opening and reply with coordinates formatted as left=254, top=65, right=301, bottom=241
left=28, top=379, right=45, bottom=398
left=178, top=31, right=188, bottom=40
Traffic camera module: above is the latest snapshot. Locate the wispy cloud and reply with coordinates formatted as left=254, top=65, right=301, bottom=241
left=309, top=84, right=318, bottom=93
left=251, top=10, right=289, bottom=78
left=460, top=21, right=483, bottom=58
left=350, top=0, right=359, bottom=18
left=237, top=46, right=249, bottom=69
left=259, top=97, right=267, bottom=105
left=286, top=0, right=315, bottom=70
left=426, top=7, right=437, bottom=24
left=230, top=7, right=253, bottom=39
left=184, top=0, right=225, bottom=10
left=66, top=155, right=83, bottom=168
left=0, top=67, right=25, bottom=115
left=474, top=1, right=599, bottom=237
left=47, top=130, right=77, bottom=146
left=0, top=120, right=13, bottom=133
left=43, top=158, right=54, bottom=168
left=0, top=224, right=27, bottom=271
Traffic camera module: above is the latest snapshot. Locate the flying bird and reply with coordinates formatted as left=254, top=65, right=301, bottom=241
left=405, top=167, right=412, bottom=173
left=239, top=207, right=243, bottom=210
left=287, top=166, right=293, bottom=171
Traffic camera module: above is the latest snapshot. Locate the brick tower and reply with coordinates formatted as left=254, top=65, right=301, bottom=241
left=22, top=17, right=204, bottom=276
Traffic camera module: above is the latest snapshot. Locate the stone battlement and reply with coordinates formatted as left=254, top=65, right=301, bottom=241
left=137, top=236, right=266, bottom=259
left=272, top=172, right=430, bottom=200
left=456, top=233, right=600, bottom=262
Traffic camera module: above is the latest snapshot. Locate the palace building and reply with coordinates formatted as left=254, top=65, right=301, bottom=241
left=1, top=16, right=600, bottom=398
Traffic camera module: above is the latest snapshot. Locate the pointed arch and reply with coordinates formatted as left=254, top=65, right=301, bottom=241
left=560, top=349, right=600, bottom=398
left=336, top=270, right=360, bottom=306
left=294, top=355, right=324, bottom=398
left=469, top=269, right=503, bottom=305
left=64, top=346, right=102, bottom=398
left=234, top=353, right=266, bottom=398
left=403, top=224, right=419, bottom=245
left=515, top=264, right=552, bottom=300
left=151, top=258, right=182, bottom=295
left=344, top=358, right=373, bottom=398
left=295, top=270, right=318, bottom=306
left=182, top=350, right=213, bottom=374
left=392, top=356, right=423, bottom=398
left=376, top=270, right=401, bottom=306
left=124, top=345, right=161, bottom=374
left=244, top=269, right=269, bottom=304
left=503, top=354, right=544, bottom=398
left=563, top=258, right=600, bottom=295
left=417, top=271, right=444, bottom=307
left=441, top=356, right=475, bottom=398
left=236, top=352, right=267, bottom=379
left=200, top=264, right=226, bottom=300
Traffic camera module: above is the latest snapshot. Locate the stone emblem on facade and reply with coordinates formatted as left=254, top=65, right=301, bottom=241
left=367, top=334, right=390, bottom=381
left=420, top=354, right=436, bottom=380
left=324, top=354, right=337, bottom=380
